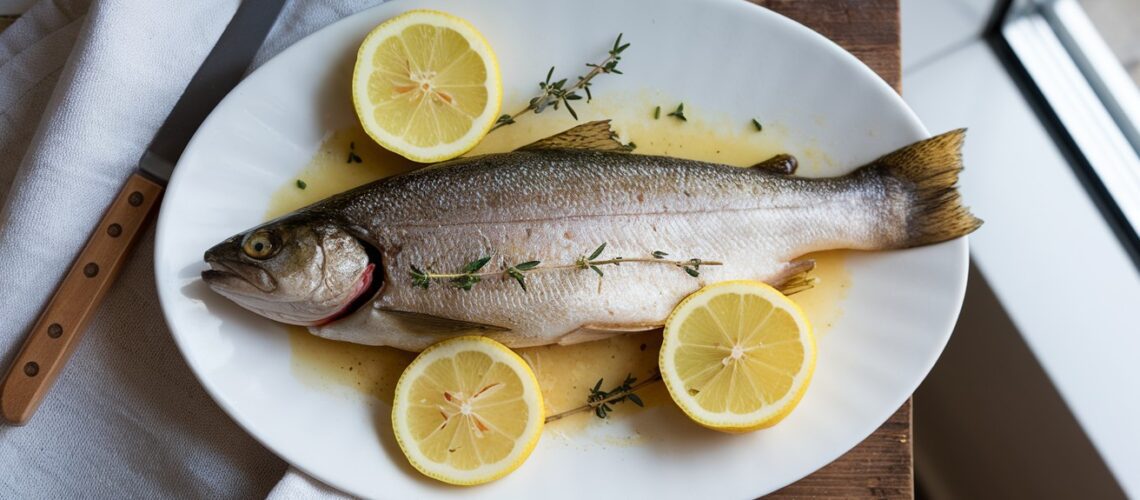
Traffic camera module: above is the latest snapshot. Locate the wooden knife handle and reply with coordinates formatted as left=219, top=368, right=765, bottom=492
left=0, top=172, right=163, bottom=425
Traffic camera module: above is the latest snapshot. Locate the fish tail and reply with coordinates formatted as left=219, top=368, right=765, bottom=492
left=872, top=129, right=983, bottom=247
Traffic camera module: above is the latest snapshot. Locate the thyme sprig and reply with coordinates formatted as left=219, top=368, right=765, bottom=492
left=545, top=373, right=662, bottom=423
left=411, top=257, right=491, bottom=290
left=491, top=34, right=629, bottom=131
left=575, top=243, right=713, bottom=278
left=408, top=243, right=722, bottom=291
left=576, top=242, right=610, bottom=277
left=589, top=374, right=644, bottom=418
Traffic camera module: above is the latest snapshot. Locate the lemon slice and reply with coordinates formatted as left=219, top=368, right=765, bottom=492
left=392, top=336, right=543, bottom=485
left=352, top=10, right=502, bottom=163
left=659, top=281, right=816, bottom=432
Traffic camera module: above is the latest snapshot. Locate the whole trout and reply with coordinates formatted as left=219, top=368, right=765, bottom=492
left=202, top=121, right=980, bottom=350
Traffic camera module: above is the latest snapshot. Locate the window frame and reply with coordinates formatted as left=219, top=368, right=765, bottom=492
left=987, top=0, right=1140, bottom=269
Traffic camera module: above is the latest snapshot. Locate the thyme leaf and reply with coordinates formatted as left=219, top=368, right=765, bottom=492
left=667, top=103, right=687, bottom=121
left=588, top=242, right=607, bottom=260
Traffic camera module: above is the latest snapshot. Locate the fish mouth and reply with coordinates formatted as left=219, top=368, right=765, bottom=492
left=201, top=258, right=277, bottom=295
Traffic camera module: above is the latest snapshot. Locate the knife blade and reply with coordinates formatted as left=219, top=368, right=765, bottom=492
left=0, top=0, right=287, bottom=425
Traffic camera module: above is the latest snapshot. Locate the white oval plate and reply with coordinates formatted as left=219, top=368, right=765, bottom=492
left=155, top=0, right=967, bottom=497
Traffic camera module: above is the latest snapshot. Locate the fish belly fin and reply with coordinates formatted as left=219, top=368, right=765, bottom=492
left=519, top=120, right=633, bottom=153
left=868, top=129, right=983, bottom=246
left=771, top=259, right=817, bottom=296
left=311, top=308, right=510, bottom=352
left=750, top=154, right=798, bottom=175
left=558, top=322, right=663, bottom=345
left=376, top=308, right=511, bottom=334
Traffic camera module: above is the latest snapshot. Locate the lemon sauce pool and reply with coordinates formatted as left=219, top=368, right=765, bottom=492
left=266, top=97, right=850, bottom=431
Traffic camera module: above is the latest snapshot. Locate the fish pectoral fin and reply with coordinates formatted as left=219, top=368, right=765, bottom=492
left=519, top=120, right=633, bottom=153
left=772, top=259, right=817, bottom=296
left=376, top=308, right=510, bottom=335
left=558, top=322, right=663, bottom=345
left=750, top=154, right=798, bottom=175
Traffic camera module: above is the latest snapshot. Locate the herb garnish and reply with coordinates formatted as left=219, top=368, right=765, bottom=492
left=667, top=103, right=687, bottom=121
left=751, top=118, right=763, bottom=132
left=295, top=179, right=307, bottom=189
left=589, top=374, right=644, bottom=418
left=505, top=260, right=541, bottom=291
left=545, top=373, right=662, bottom=422
left=346, top=141, right=363, bottom=164
left=578, top=242, right=609, bottom=277
left=491, top=34, right=629, bottom=131
left=409, top=242, right=722, bottom=291
left=653, top=105, right=661, bottom=120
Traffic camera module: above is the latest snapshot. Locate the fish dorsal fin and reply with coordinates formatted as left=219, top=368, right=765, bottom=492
left=750, top=154, right=798, bottom=175
left=377, top=308, right=510, bottom=334
left=519, top=120, right=632, bottom=153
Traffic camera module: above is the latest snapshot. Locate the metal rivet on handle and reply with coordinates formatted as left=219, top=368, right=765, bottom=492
left=24, top=362, right=39, bottom=377
left=48, top=324, right=62, bottom=338
left=84, top=263, right=99, bottom=278
left=128, top=192, right=144, bottom=206
left=107, top=223, right=122, bottom=237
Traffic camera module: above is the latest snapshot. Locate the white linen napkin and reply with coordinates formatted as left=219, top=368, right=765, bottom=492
left=0, top=1, right=382, bottom=497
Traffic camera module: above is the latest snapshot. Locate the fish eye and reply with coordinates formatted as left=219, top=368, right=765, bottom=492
left=242, top=230, right=279, bottom=260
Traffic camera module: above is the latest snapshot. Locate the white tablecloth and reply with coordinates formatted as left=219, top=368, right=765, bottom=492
left=0, top=1, right=380, bottom=497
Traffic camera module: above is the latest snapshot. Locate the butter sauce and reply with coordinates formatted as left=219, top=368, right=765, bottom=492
left=267, top=96, right=848, bottom=431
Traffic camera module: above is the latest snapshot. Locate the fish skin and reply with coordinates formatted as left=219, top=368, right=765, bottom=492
left=311, top=149, right=907, bottom=350
left=203, top=126, right=979, bottom=351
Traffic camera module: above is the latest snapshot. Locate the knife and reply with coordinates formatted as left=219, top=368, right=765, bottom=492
left=0, top=0, right=287, bottom=425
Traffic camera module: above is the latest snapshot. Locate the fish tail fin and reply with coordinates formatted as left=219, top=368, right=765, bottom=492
left=873, top=129, right=983, bottom=247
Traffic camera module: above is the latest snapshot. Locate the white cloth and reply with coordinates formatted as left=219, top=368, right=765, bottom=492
left=0, top=1, right=382, bottom=497
left=267, top=470, right=353, bottom=500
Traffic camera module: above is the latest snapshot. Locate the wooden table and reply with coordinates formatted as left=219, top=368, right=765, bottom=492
left=754, top=1, right=912, bottom=498
left=0, top=3, right=910, bottom=497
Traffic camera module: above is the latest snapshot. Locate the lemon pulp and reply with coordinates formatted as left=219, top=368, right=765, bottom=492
left=660, top=281, right=815, bottom=432
left=392, top=336, right=543, bottom=485
left=353, top=10, right=502, bottom=162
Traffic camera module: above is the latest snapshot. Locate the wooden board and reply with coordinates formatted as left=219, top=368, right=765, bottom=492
left=751, top=1, right=912, bottom=498
left=754, top=0, right=901, bottom=91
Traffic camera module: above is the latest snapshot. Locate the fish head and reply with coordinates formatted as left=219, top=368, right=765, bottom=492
left=201, top=215, right=377, bottom=326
